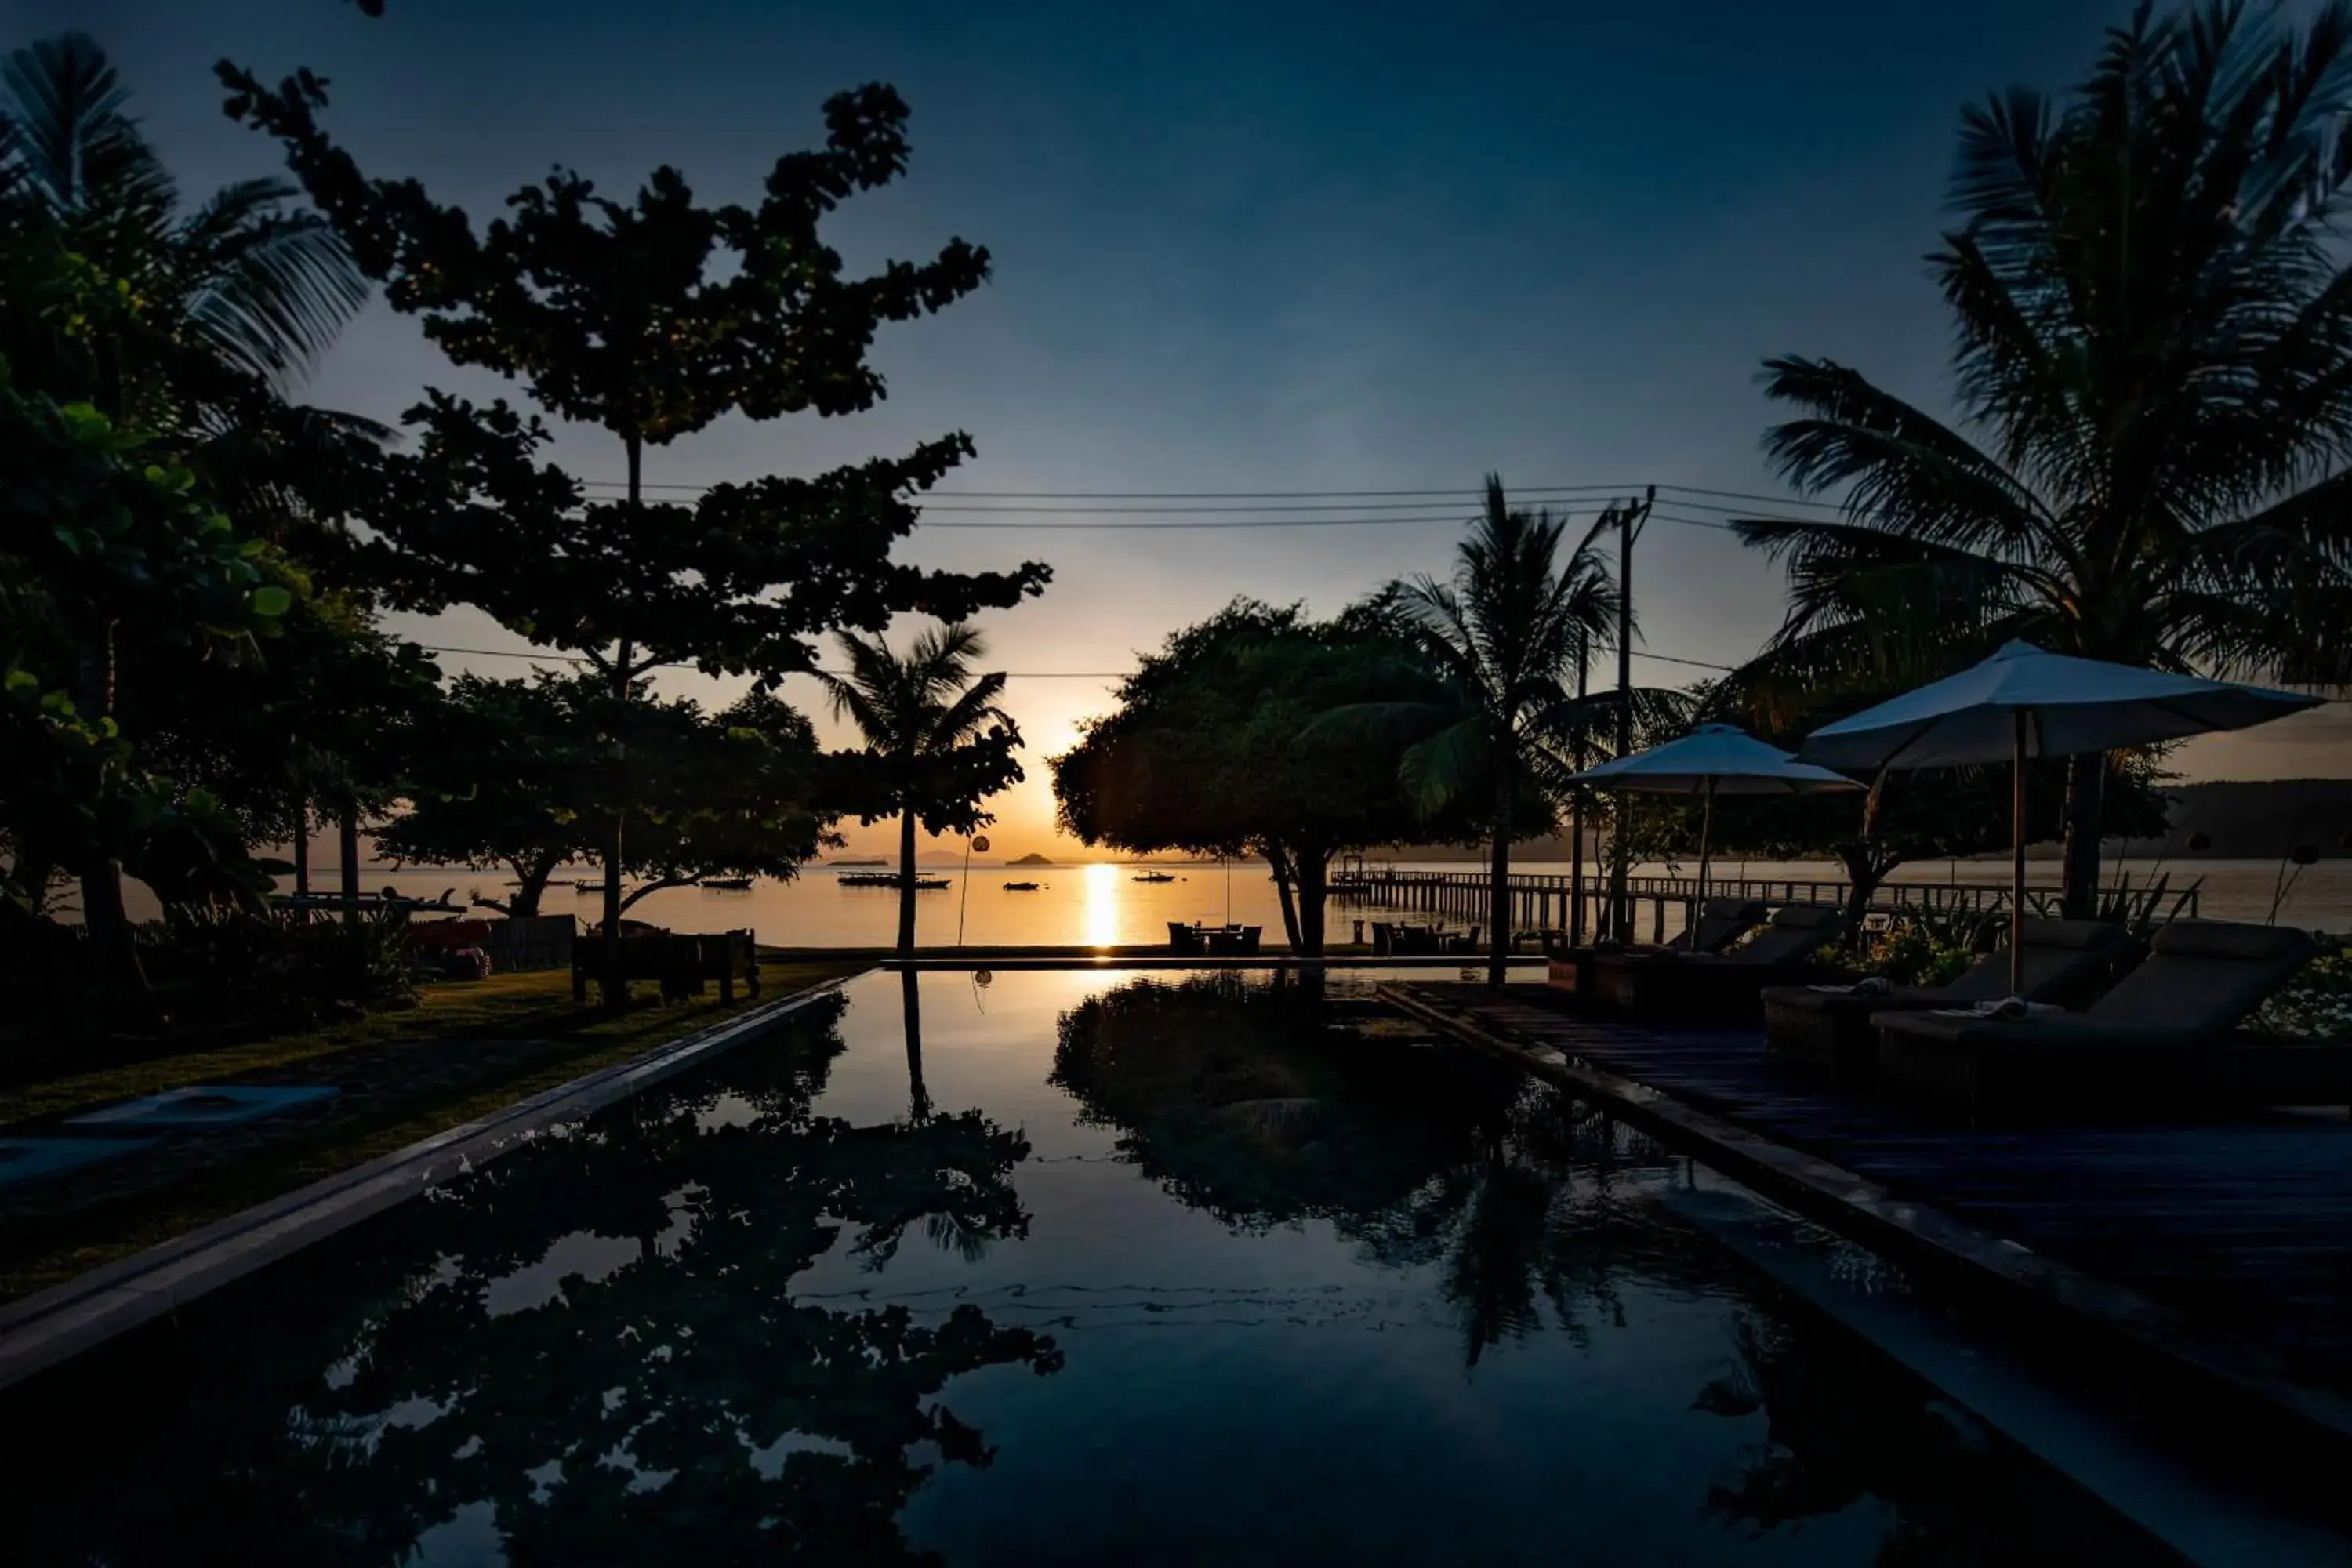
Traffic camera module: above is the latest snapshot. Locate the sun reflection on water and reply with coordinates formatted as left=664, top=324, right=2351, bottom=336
left=1082, top=862, right=1121, bottom=949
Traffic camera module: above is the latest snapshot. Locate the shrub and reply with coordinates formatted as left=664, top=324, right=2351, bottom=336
left=136, top=904, right=418, bottom=1026
left=2246, top=947, right=2352, bottom=1041
left=1863, top=907, right=1994, bottom=988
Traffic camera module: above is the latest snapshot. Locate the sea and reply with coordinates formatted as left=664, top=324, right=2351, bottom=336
left=256, top=856, right=2352, bottom=946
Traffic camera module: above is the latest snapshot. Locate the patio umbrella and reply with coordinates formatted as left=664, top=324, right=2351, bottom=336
left=1568, top=724, right=1861, bottom=921
left=1800, top=641, right=2321, bottom=996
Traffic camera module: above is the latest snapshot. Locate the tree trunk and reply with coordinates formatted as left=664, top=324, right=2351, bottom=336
left=601, top=633, right=633, bottom=1011
left=1836, top=844, right=1895, bottom=956
left=896, top=806, right=919, bottom=960
left=292, top=797, right=310, bottom=897
left=78, top=859, right=147, bottom=1006
left=339, top=799, right=362, bottom=930
left=505, top=854, right=551, bottom=921
left=1264, top=840, right=1304, bottom=952
left=603, top=425, right=645, bottom=1011
left=76, top=622, right=147, bottom=1004
left=2060, top=753, right=2107, bottom=920
left=1295, top=848, right=1327, bottom=956
left=1488, top=760, right=1512, bottom=986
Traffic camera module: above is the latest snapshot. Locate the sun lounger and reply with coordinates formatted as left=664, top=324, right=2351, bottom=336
left=1873, top=920, right=2332, bottom=1117
left=1587, top=904, right=1849, bottom=1018
left=1548, top=898, right=1765, bottom=997
left=1762, top=918, right=2134, bottom=1085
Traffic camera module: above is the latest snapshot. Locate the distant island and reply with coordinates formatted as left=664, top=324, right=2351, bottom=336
left=1007, top=851, right=1055, bottom=866
left=1353, top=779, right=2352, bottom=865
left=2114, top=779, right=2352, bottom=860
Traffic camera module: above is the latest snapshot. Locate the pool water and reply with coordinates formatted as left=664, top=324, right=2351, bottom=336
left=5, top=968, right=2169, bottom=1565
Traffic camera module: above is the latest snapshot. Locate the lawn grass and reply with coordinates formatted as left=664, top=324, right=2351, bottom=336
left=0, top=961, right=861, bottom=1128
left=0, top=957, right=869, bottom=1305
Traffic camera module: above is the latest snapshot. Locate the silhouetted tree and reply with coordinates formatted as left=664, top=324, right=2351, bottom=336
left=383, top=673, right=833, bottom=918
left=1053, top=599, right=1448, bottom=953
left=219, top=62, right=1049, bottom=1000
left=818, top=622, right=1022, bottom=958
left=2, top=34, right=401, bottom=989
left=1736, top=1, right=2352, bottom=916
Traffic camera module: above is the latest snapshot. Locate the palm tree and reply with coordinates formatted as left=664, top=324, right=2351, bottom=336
left=817, top=622, right=1016, bottom=960
left=1735, top=1, right=2352, bottom=915
left=2, top=33, right=372, bottom=987
left=1338, top=477, right=1624, bottom=985
left=1, top=34, right=367, bottom=420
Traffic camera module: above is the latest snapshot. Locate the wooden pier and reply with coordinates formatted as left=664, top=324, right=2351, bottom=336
left=1333, top=866, right=2198, bottom=942
left=1379, top=981, right=2352, bottom=1477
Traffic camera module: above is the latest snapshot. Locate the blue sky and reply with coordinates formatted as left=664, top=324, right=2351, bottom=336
left=39, top=0, right=2350, bottom=850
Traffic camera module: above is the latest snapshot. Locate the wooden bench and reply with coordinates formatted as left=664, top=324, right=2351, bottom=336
left=572, top=924, right=760, bottom=1004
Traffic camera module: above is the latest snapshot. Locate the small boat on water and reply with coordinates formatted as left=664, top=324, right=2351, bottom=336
left=840, top=872, right=951, bottom=891
left=1002, top=880, right=1041, bottom=891
left=699, top=877, right=753, bottom=891
left=575, top=881, right=608, bottom=894
left=1133, top=871, right=1177, bottom=884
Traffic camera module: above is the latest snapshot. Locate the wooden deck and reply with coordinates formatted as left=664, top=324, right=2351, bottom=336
left=1382, top=982, right=2352, bottom=1458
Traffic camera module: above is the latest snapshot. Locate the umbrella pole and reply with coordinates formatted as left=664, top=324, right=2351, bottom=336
left=2011, top=711, right=2027, bottom=998
left=1693, top=779, right=1715, bottom=938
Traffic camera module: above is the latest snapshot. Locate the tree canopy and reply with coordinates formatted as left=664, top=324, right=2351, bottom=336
left=1054, top=598, right=1454, bottom=953
left=216, top=58, right=1048, bottom=991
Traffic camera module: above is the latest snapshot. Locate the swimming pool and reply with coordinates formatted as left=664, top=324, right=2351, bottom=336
left=5, top=968, right=2172, bottom=1564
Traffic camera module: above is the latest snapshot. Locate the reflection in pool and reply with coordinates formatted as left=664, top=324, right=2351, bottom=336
left=5, top=969, right=2167, bottom=1565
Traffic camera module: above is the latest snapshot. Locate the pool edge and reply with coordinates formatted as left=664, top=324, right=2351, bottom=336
left=0, top=971, right=870, bottom=1395
left=1374, top=981, right=2352, bottom=1468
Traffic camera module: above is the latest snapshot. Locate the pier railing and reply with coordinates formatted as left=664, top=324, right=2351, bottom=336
left=1327, top=866, right=2196, bottom=945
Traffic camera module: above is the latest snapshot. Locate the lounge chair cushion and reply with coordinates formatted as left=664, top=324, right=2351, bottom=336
left=1875, top=1007, right=2205, bottom=1054
left=1876, top=920, right=2316, bottom=1052
left=1671, top=898, right=1766, bottom=954
left=2023, top=917, right=2130, bottom=953
left=1721, top=905, right=1845, bottom=967
left=2085, top=921, right=2317, bottom=1029
left=1937, top=919, right=2132, bottom=1004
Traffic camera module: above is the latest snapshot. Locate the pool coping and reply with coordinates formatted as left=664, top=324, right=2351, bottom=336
left=0, top=971, right=866, bottom=1396
left=1375, top=981, right=2352, bottom=1468
left=884, top=954, right=1545, bottom=971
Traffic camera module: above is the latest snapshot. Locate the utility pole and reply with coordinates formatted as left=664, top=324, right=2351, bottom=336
left=1607, top=486, right=1654, bottom=940
left=1568, top=622, right=1588, bottom=948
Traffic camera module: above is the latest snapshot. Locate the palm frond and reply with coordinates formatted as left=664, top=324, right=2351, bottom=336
left=0, top=33, right=172, bottom=224
left=1397, top=717, right=1490, bottom=817
left=927, top=669, right=1011, bottom=747
left=176, top=191, right=368, bottom=383
left=1757, top=357, right=2058, bottom=561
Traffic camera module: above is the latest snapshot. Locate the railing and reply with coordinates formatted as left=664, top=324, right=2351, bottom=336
left=1326, top=866, right=2197, bottom=945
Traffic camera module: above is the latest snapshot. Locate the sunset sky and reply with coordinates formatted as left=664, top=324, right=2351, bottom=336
left=53, top=0, right=2352, bottom=859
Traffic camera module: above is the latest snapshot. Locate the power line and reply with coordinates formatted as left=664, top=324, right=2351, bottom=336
left=407, top=641, right=1739, bottom=676
left=575, top=480, right=1651, bottom=499
left=404, top=643, right=1131, bottom=677
left=567, top=477, right=1849, bottom=512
